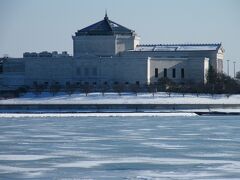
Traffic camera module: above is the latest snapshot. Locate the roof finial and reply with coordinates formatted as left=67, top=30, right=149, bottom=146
left=104, top=9, right=108, bottom=20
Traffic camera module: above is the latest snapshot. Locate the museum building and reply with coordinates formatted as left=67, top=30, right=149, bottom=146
left=0, top=14, right=224, bottom=89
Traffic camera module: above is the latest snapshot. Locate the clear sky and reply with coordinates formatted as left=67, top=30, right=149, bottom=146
left=0, top=0, right=239, bottom=75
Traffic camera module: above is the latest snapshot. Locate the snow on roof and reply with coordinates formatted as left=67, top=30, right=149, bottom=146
left=134, top=44, right=221, bottom=52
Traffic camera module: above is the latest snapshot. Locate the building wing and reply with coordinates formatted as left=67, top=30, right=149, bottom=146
left=134, top=44, right=222, bottom=52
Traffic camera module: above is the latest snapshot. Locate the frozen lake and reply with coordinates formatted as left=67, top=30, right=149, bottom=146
left=0, top=115, right=240, bottom=179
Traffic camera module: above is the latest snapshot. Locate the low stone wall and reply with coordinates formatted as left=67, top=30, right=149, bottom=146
left=0, top=103, right=239, bottom=113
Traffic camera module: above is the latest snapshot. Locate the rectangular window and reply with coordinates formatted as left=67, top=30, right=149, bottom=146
left=66, top=81, right=70, bottom=85
left=0, top=65, right=3, bottom=73
left=172, top=68, right=176, bottom=78
left=181, top=68, right=185, bottom=79
left=136, top=81, right=140, bottom=85
left=84, top=68, right=89, bottom=76
left=77, top=67, right=81, bottom=75
left=164, top=68, right=167, bottom=78
left=155, top=68, right=158, bottom=78
left=92, top=67, right=97, bottom=76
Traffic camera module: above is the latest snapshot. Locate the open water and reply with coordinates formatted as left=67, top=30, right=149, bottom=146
left=0, top=115, right=240, bottom=179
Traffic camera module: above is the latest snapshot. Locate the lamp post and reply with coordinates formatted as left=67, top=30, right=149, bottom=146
left=227, top=60, right=230, bottom=76
left=233, top=61, right=236, bottom=78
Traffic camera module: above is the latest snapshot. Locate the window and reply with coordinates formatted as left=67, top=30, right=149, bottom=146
left=114, top=81, right=118, bottom=85
left=84, top=68, right=89, bottom=76
left=172, top=68, right=176, bottom=78
left=218, top=59, right=223, bottom=71
left=93, top=82, right=97, bottom=85
left=104, top=81, right=108, bottom=85
left=164, top=68, right=167, bottom=78
left=125, top=82, right=129, bottom=85
left=155, top=68, right=158, bottom=78
left=77, top=67, right=81, bottom=75
left=92, top=68, right=97, bottom=76
left=136, top=81, right=140, bottom=85
left=66, top=81, right=70, bottom=85
left=181, top=68, right=185, bottom=79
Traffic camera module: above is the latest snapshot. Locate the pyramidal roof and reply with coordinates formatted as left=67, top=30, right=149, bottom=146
left=75, top=13, right=134, bottom=36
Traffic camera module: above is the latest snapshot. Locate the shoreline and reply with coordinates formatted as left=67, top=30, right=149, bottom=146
left=0, top=103, right=239, bottom=116
left=0, top=112, right=239, bottom=117
left=1, top=93, right=240, bottom=116
left=0, top=112, right=198, bottom=117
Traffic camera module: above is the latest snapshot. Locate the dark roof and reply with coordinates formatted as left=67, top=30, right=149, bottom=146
left=75, top=14, right=134, bottom=36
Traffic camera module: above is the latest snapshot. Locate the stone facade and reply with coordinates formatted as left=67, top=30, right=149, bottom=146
left=0, top=14, right=224, bottom=89
left=73, top=35, right=140, bottom=57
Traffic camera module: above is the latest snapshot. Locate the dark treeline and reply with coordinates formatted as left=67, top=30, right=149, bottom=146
left=7, top=67, right=240, bottom=99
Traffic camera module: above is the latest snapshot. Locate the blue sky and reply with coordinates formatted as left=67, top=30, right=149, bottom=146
left=0, top=0, right=239, bottom=75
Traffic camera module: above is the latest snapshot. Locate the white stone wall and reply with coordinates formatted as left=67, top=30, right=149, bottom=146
left=149, top=57, right=209, bottom=84
left=122, top=49, right=222, bottom=73
left=24, top=57, right=75, bottom=86
left=73, top=34, right=139, bottom=57
left=2, top=55, right=209, bottom=88
left=74, top=57, right=148, bottom=85
left=115, top=35, right=140, bottom=53
left=73, top=35, right=115, bottom=57
left=101, top=58, right=147, bottom=84
left=216, top=49, right=224, bottom=73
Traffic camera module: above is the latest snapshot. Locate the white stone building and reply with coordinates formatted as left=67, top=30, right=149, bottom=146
left=0, top=14, right=224, bottom=89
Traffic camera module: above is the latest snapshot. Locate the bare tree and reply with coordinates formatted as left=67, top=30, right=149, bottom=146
left=166, top=89, right=172, bottom=97
left=100, top=84, right=109, bottom=96
left=225, top=93, right=232, bottom=99
left=65, top=83, right=77, bottom=96
left=130, top=84, right=141, bottom=96
left=147, top=83, right=156, bottom=97
left=158, top=77, right=173, bottom=92
left=236, top=71, right=240, bottom=79
left=49, top=83, right=61, bottom=96
left=112, top=83, right=125, bottom=96
left=33, top=84, right=45, bottom=96
left=179, top=84, right=189, bottom=97
left=165, top=85, right=174, bottom=97
left=81, top=84, right=93, bottom=96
